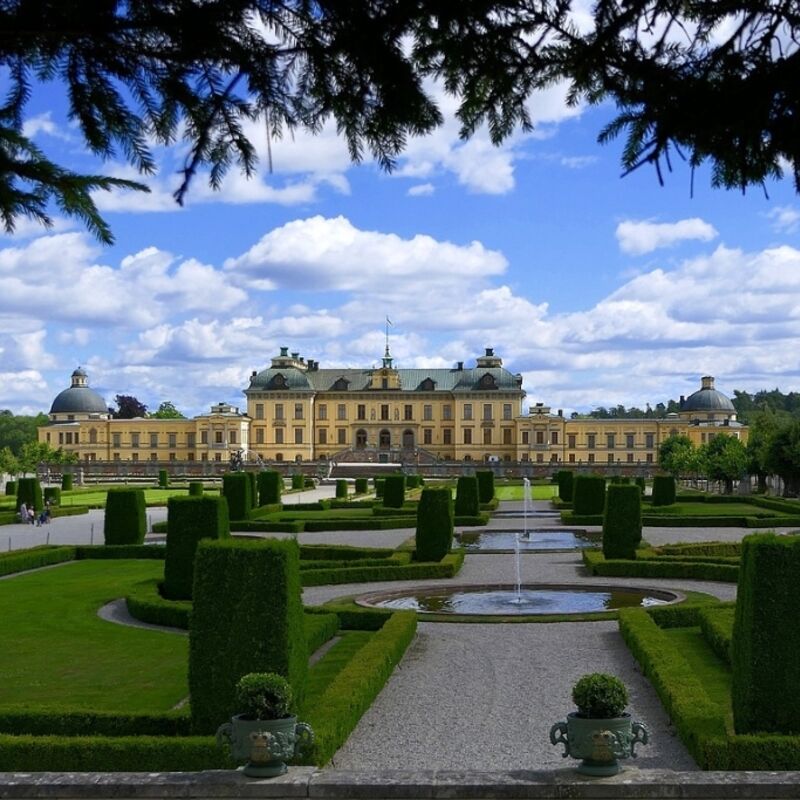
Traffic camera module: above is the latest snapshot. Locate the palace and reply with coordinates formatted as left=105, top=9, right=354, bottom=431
left=39, top=348, right=747, bottom=467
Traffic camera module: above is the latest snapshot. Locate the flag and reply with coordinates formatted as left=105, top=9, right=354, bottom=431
left=386, top=316, right=393, bottom=326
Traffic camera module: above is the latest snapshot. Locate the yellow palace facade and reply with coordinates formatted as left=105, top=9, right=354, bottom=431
left=39, top=348, right=747, bottom=467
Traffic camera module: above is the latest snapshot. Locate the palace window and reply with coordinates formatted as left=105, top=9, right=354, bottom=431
left=587, top=433, right=596, bottom=448
left=256, top=428, right=264, bottom=444
left=464, top=429, right=473, bottom=445
left=626, top=433, right=635, bottom=448
left=150, top=453, right=157, bottom=461
left=319, top=429, right=327, bottom=445
left=483, top=429, right=492, bottom=445
left=255, top=403, right=264, bottom=419
left=131, top=433, right=139, bottom=448
left=423, top=428, right=433, bottom=445
left=551, top=431, right=559, bottom=445
left=215, top=431, right=223, bottom=444
left=275, top=429, right=284, bottom=445
left=442, top=405, right=452, bottom=420
left=463, top=404, right=473, bottom=420
left=318, top=404, right=327, bottom=420
left=187, top=433, right=195, bottom=448
left=404, top=404, right=413, bottom=420
left=536, top=431, right=544, bottom=444
left=169, top=433, right=177, bottom=447
left=503, top=428, right=512, bottom=445
left=112, top=433, right=121, bottom=447
left=275, top=403, right=284, bottom=420
left=503, top=403, right=512, bottom=420
left=381, top=404, right=390, bottom=421
left=295, top=428, right=303, bottom=444
left=338, top=404, right=347, bottom=420
left=201, top=430, right=208, bottom=444
left=645, top=433, right=655, bottom=449
left=443, top=429, right=452, bottom=445
left=294, top=403, right=303, bottom=420
left=522, top=431, right=529, bottom=444
left=568, top=434, right=576, bottom=449
left=423, top=404, right=433, bottom=421
left=356, top=404, right=365, bottom=420
left=229, top=432, right=237, bottom=444
left=606, top=433, right=615, bottom=449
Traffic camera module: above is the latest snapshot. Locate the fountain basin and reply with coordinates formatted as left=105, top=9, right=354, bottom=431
left=455, top=530, right=599, bottom=551
left=355, top=583, right=682, bottom=616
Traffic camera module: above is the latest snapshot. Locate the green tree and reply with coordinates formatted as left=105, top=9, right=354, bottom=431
left=0, top=411, right=49, bottom=455
left=150, top=401, right=185, bottom=419
left=764, top=420, right=800, bottom=497
left=658, top=435, right=696, bottom=478
left=699, top=434, right=749, bottom=494
left=1, top=2, right=797, bottom=242
left=17, top=441, right=77, bottom=474
left=0, top=446, right=20, bottom=477
left=112, top=395, right=148, bottom=419
left=746, top=412, right=783, bottom=493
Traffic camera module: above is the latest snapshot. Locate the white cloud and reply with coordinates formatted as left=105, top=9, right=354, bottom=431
left=615, top=217, right=719, bottom=255
left=407, top=183, right=435, bottom=197
left=766, top=205, right=800, bottom=234
left=22, top=112, right=70, bottom=141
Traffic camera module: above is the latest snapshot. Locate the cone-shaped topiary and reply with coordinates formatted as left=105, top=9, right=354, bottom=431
left=454, top=475, right=480, bottom=516
left=573, top=475, right=606, bottom=516
left=415, top=488, right=454, bottom=562
left=258, top=471, right=283, bottom=506
left=602, top=485, right=641, bottom=559
left=335, top=479, right=348, bottom=498
left=651, top=475, right=676, bottom=506
left=61, top=473, right=73, bottom=491
left=383, top=475, right=406, bottom=508
left=189, top=481, right=204, bottom=497
left=16, top=478, right=43, bottom=513
left=476, top=471, right=495, bottom=504
left=556, top=470, right=574, bottom=503
left=223, top=472, right=252, bottom=521
left=158, top=469, right=169, bottom=488
left=355, top=478, right=368, bottom=494
left=104, top=488, right=146, bottom=545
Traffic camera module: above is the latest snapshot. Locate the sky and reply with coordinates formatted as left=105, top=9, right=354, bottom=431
left=3, top=70, right=800, bottom=419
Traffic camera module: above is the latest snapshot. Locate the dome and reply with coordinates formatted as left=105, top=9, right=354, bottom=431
left=681, top=376, right=735, bottom=414
left=49, top=369, right=108, bottom=415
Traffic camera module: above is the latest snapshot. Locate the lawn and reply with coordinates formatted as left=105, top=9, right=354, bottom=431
left=643, top=501, right=771, bottom=517
left=495, top=484, right=558, bottom=501
left=0, top=560, right=188, bottom=712
left=56, top=487, right=220, bottom=507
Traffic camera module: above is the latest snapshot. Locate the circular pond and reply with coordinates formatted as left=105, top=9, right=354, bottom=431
left=356, top=583, right=681, bottom=616
left=455, top=530, right=599, bottom=551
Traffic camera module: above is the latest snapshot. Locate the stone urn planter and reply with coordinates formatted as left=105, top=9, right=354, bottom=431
left=216, top=672, right=314, bottom=778
left=549, top=673, right=648, bottom=776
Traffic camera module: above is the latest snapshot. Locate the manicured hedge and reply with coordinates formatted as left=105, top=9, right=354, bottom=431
left=476, top=471, right=495, bottom=504
left=189, top=538, right=307, bottom=733
left=61, top=473, right=73, bottom=491
left=572, top=475, right=605, bottom=516
left=657, top=541, right=742, bottom=557
left=291, top=473, right=305, bottom=490
left=602, top=484, right=641, bottom=559
left=583, top=549, right=739, bottom=582
left=158, top=469, right=169, bottom=488
left=163, top=495, right=231, bottom=600
left=126, top=579, right=191, bottom=629
left=635, top=476, right=646, bottom=495
left=375, top=478, right=385, bottom=499
left=304, top=612, right=340, bottom=656
left=4, top=480, right=16, bottom=495
left=43, top=486, right=61, bottom=506
left=16, top=477, right=43, bottom=513
left=406, top=474, right=424, bottom=489
left=222, top=472, right=251, bottom=521
left=372, top=504, right=416, bottom=516
left=556, top=470, right=574, bottom=503
left=300, top=544, right=395, bottom=562
left=699, top=604, right=735, bottom=666
left=76, top=544, right=166, bottom=560
left=246, top=471, right=257, bottom=509
left=257, top=470, right=282, bottom=506
left=232, top=519, right=305, bottom=533
left=651, top=475, right=676, bottom=506
left=355, top=478, right=368, bottom=495
left=383, top=475, right=406, bottom=508
left=103, top=488, right=146, bottom=545
left=732, top=534, right=800, bottom=735
left=335, top=479, right=348, bottom=499
left=454, top=475, right=480, bottom=517
left=300, top=552, right=464, bottom=586
left=0, top=708, right=190, bottom=737
left=0, top=546, right=76, bottom=577
left=188, top=481, right=203, bottom=497
left=415, top=487, right=454, bottom=562
left=303, top=517, right=414, bottom=531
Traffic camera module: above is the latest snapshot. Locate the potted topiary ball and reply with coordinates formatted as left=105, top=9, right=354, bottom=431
left=549, top=673, right=648, bottom=776
left=216, top=672, right=314, bottom=777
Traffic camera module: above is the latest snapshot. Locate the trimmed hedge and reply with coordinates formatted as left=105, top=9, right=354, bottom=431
left=43, top=486, right=61, bottom=506
left=415, top=487, right=454, bottom=562
left=383, top=475, right=406, bottom=508
left=189, top=538, right=307, bottom=733
left=635, top=476, right=646, bottom=495
left=572, top=475, right=605, bottom=516
left=0, top=546, right=76, bottom=577
left=0, top=708, right=190, bottom=737
left=732, top=534, right=800, bottom=735
left=602, top=484, right=641, bottom=559
left=699, top=604, right=735, bottom=666
left=232, top=519, right=305, bottom=533
left=657, top=541, right=742, bottom=558
left=158, top=469, right=169, bottom=489
left=355, top=478, right=368, bottom=495
left=335, top=479, right=348, bottom=499
left=222, top=472, right=251, bottom=521
left=583, top=549, right=739, bottom=582
left=303, top=517, right=414, bottom=532
left=76, top=544, right=166, bottom=560
left=304, top=613, right=340, bottom=656
left=126, top=579, right=192, bottom=629
left=454, top=475, right=480, bottom=517
left=651, top=475, right=676, bottom=506
left=300, top=552, right=464, bottom=586
left=257, top=470, right=282, bottom=506
left=61, top=473, right=73, bottom=491
left=163, top=495, right=231, bottom=600
left=556, top=470, right=574, bottom=503
left=188, top=481, right=203, bottom=497
left=246, top=471, right=257, bottom=509
left=291, top=473, right=305, bottom=490
left=103, top=488, right=146, bottom=545
left=375, top=478, right=385, bottom=499
left=4, top=480, right=16, bottom=495
left=300, top=544, right=395, bottom=562
left=476, top=471, right=495, bottom=504
left=16, top=477, right=43, bottom=513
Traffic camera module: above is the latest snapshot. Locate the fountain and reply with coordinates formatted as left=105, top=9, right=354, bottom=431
left=522, top=477, right=531, bottom=537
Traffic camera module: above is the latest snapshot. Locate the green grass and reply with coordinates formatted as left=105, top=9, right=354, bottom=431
left=644, top=501, right=771, bottom=517
left=0, top=561, right=188, bottom=713
left=494, top=485, right=558, bottom=501
left=268, top=508, right=376, bottom=521
left=58, top=488, right=220, bottom=508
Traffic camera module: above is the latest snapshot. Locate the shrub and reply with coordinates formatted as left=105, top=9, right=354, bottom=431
left=246, top=471, right=257, bottom=509
left=235, top=673, right=292, bottom=719
left=602, top=484, right=642, bottom=559
left=43, top=486, right=61, bottom=506
left=61, top=473, right=73, bottom=491
left=188, top=482, right=203, bottom=497
left=0, top=546, right=76, bottom=578
left=189, top=538, right=307, bottom=733
left=383, top=475, right=406, bottom=508
left=355, top=478, right=368, bottom=494
left=635, top=477, right=646, bottom=495
left=291, top=473, right=305, bottom=490
left=556, top=470, right=574, bottom=502
left=222, top=472, right=251, bottom=521
left=335, top=479, right=348, bottom=499
left=103, top=489, right=146, bottom=545
left=415, top=488, right=454, bottom=562
left=732, top=534, right=800, bottom=734
left=374, top=478, right=385, bottom=499
left=651, top=475, right=676, bottom=506
left=572, top=673, right=628, bottom=718
left=572, top=475, right=605, bottom=516
left=476, top=471, right=495, bottom=504
left=454, top=475, right=480, bottom=517
left=163, top=495, right=231, bottom=600
left=5, top=481, right=16, bottom=496
left=16, top=478, right=43, bottom=513
left=258, top=470, right=283, bottom=506
left=158, top=469, right=169, bottom=488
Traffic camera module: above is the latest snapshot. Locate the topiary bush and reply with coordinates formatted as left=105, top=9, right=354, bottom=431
left=222, top=472, right=252, bottom=521
left=189, top=538, right=307, bottom=733
left=4, top=481, right=16, bottom=496
left=415, top=488, right=454, bottom=562
left=258, top=470, right=283, bottom=506
left=163, top=495, right=231, bottom=600
left=556, top=470, right=574, bottom=503
left=291, top=473, right=304, bottom=490
left=61, top=473, right=73, bottom=491
left=43, top=487, right=61, bottom=506
left=355, top=478, right=368, bottom=494
left=572, top=475, right=606, bottom=516
left=235, top=672, right=292, bottom=720
left=572, top=673, right=629, bottom=718
left=188, top=482, right=203, bottom=497
left=383, top=475, right=406, bottom=508
left=635, top=477, right=646, bottom=495
left=374, top=478, right=385, bottom=499
left=158, top=469, right=169, bottom=488
left=454, top=475, right=480, bottom=517
left=476, top=471, right=495, bottom=504
left=16, top=478, right=43, bottom=513
left=246, top=471, right=257, bottom=510
left=104, top=488, right=146, bottom=545
left=602, top=484, right=642, bottom=559
left=651, top=475, right=676, bottom=506
left=335, top=479, right=348, bottom=499
left=732, top=534, right=800, bottom=734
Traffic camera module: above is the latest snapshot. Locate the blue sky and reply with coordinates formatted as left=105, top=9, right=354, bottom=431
left=3, top=77, right=800, bottom=418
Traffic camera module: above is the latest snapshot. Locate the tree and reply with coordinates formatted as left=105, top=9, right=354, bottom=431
left=0, top=446, right=20, bottom=477
left=17, top=441, right=77, bottom=474
left=0, top=411, right=49, bottom=455
left=764, top=420, right=800, bottom=497
left=150, top=401, right=185, bottom=419
left=699, top=434, right=749, bottom=494
left=112, top=395, right=148, bottom=419
left=658, top=434, right=696, bottom=478
left=746, top=411, right=782, bottom=493
left=1, top=1, right=798, bottom=243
